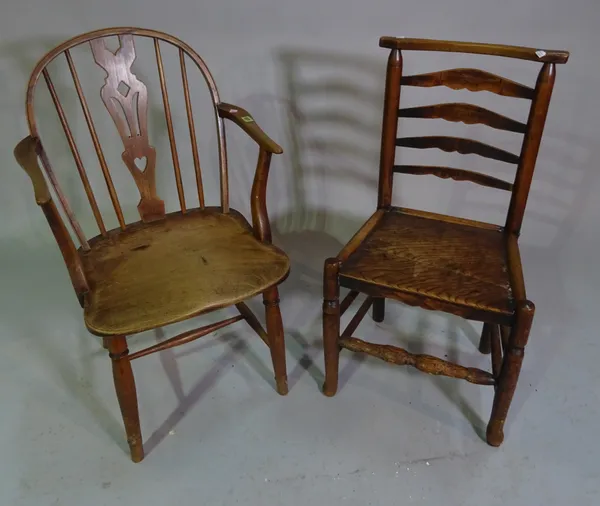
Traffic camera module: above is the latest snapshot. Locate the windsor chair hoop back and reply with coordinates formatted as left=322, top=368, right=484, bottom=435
left=15, top=27, right=289, bottom=462
left=322, top=37, right=569, bottom=447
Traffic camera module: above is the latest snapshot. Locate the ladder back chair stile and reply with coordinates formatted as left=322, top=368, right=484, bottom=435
left=322, top=37, right=569, bottom=446
left=15, top=27, right=289, bottom=463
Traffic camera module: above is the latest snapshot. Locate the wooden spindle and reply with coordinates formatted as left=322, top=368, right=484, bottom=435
left=43, top=68, right=106, bottom=235
left=36, top=143, right=89, bottom=250
left=217, top=115, right=229, bottom=212
left=342, top=297, right=374, bottom=337
left=65, top=50, right=126, bottom=230
left=179, top=49, right=205, bottom=208
left=154, top=38, right=186, bottom=212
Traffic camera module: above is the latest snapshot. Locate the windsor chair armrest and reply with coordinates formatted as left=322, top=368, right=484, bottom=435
left=217, top=103, right=283, bottom=154
left=14, top=136, right=89, bottom=303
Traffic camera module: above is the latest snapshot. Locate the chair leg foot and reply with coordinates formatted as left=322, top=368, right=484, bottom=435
left=372, top=298, right=385, bottom=323
left=486, top=301, right=534, bottom=447
left=263, top=286, right=288, bottom=396
left=107, top=336, right=144, bottom=463
left=323, top=258, right=341, bottom=397
left=479, top=323, right=492, bottom=354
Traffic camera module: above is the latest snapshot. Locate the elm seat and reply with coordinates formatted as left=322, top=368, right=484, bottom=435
left=82, top=209, right=290, bottom=336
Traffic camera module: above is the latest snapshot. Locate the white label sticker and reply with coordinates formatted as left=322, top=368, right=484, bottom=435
left=535, top=50, right=547, bottom=58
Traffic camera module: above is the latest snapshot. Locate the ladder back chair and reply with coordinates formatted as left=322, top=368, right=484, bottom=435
left=15, top=27, right=289, bottom=462
left=322, top=37, right=569, bottom=446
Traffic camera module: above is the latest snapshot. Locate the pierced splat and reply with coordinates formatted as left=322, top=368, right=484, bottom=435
left=91, top=35, right=165, bottom=222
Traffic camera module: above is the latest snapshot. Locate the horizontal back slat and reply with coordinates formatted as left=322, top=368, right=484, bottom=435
left=399, top=103, right=527, bottom=133
left=401, top=68, right=535, bottom=99
left=394, top=165, right=513, bottom=191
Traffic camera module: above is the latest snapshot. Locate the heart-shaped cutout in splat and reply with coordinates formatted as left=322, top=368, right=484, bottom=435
left=134, top=156, right=147, bottom=171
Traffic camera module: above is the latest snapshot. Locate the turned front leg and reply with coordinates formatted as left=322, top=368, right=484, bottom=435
left=322, top=258, right=341, bottom=397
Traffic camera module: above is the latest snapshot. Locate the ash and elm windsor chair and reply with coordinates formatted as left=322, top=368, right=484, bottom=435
left=322, top=37, right=569, bottom=445
left=15, top=27, right=289, bottom=462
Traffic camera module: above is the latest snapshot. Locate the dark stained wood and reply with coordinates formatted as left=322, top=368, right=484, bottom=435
left=180, top=48, right=205, bottom=208
left=91, top=35, right=165, bottom=223
left=506, top=63, right=556, bottom=234
left=490, top=324, right=502, bottom=378
left=108, top=336, right=143, bottom=462
left=65, top=49, right=125, bottom=228
left=380, top=37, right=569, bottom=64
left=340, top=290, right=359, bottom=316
left=322, top=36, right=567, bottom=448
left=378, top=49, right=402, bottom=208
left=18, top=28, right=290, bottom=462
left=341, top=296, right=374, bottom=337
left=339, top=337, right=496, bottom=385
left=399, top=103, right=527, bottom=133
left=396, top=136, right=520, bottom=165
left=479, top=323, right=492, bottom=354
left=340, top=209, right=514, bottom=316
left=400, top=68, right=534, bottom=99
left=43, top=68, right=107, bottom=234
left=218, top=103, right=283, bottom=154
left=127, top=315, right=244, bottom=360
left=323, top=258, right=341, bottom=397
left=394, top=165, right=513, bottom=191
left=487, top=301, right=534, bottom=446
left=372, top=298, right=385, bottom=323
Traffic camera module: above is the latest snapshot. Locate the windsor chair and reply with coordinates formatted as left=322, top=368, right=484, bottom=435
left=322, top=37, right=569, bottom=446
left=15, top=27, right=289, bottom=462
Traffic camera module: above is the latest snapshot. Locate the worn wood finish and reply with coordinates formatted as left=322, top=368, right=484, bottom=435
left=394, top=165, right=513, bottom=191
left=323, top=37, right=567, bottom=446
left=65, top=50, right=125, bottom=228
left=396, top=136, right=520, bottom=165
left=108, top=336, right=143, bottom=462
left=400, top=68, right=535, bottom=99
left=378, top=49, right=402, bottom=208
left=340, top=209, right=514, bottom=316
left=506, top=63, right=556, bottom=234
left=127, top=315, right=244, bottom=361
left=82, top=209, right=289, bottom=336
left=399, top=103, right=527, bottom=133
left=380, top=37, right=569, bottom=64
left=339, top=337, right=496, bottom=385
left=19, top=28, right=289, bottom=462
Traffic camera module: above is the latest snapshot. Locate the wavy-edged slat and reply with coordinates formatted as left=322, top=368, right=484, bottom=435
left=401, top=68, right=534, bottom=99
left=398, top=103, right=527, bottom=133
left=396, top=136, right=520, bottom=164
left=394, top=165, right=513, bottom=191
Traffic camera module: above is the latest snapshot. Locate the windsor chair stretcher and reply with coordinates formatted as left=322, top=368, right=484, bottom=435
left=322, top=37, right=569, bottom=446
left=15, top=27, right=289, bottom=462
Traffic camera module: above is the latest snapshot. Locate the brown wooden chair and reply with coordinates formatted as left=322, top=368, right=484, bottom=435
left=15, top=27, right=289, bottom=462
left=322, top=37, right=569, bottom=446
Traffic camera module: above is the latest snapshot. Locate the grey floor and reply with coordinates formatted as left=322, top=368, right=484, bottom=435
left=1, top=230, right=598, bottom=506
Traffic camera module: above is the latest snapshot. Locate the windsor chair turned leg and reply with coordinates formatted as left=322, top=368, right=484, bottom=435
left=479, top=323, right=492, bottom=354
left=486, top=301, right=535, bottom=446
left=107, top=336, right=144, bottom=462
left=372, top=298, right=385, bottom=323
left=102, top=337, right=110, bottom=350
left=322, top=258, right=341, bottom=397
left=263, top=286, right=288, bottom=395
